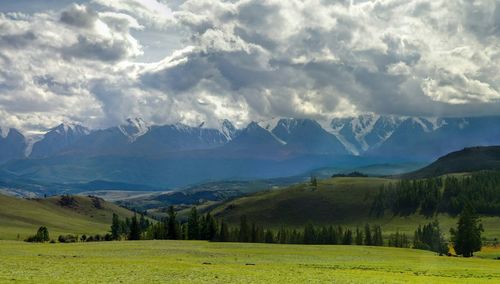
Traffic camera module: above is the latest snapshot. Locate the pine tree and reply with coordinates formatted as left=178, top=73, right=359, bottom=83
left=342, top=229, right=353, bottom=245
left=167, top=206, right=179, bottom=240
left=110, top=213, right=121, bottom=240
left=355, top=227, right=363, bottom=245
left=364, top=224, right=372, bottom=246
left=139, top=214, right=149, bottom=231
left=35, top=226, right=50, bottom=242
left=373, top=225, right=383, bottom=246
left=303, top=223, right=316, bottom=244
left=187, top=207, right=200, bottom=240
left=128, top=214, right=141, bottom=240
left=450, top=205, right=483, bottom=257
left=264, top=230, right=274, bottom=243
left=204, top=213, right=217, bottom=241
left=218, top=219, right=229, bottom=242
left=238, top=215, right=250, bottom=242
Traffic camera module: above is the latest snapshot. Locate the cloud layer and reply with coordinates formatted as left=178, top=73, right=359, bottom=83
left=0, top=0, right=499, bottom=133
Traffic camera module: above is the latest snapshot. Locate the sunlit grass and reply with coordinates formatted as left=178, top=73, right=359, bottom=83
left=1, top=240, right=499, bottom=283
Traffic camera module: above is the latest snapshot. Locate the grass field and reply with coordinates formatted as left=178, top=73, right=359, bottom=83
left=0, top=194, right=134, bottom=240
left=212, top=177, right=500, bottom=240
left=1, top=240, right=499, bottom=283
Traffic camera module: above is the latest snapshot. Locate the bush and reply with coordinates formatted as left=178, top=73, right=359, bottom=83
left=58, top=234, right=78, bottom=243
left=24, top=226, right=50, bottom=243
left=58, top=195, right=78, bottom=208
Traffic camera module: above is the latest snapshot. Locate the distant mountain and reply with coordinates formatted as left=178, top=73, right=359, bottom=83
left=369, top=116, right=500, bottom=161
left=330, top=114, right=403, bottom=154
left=30, top=123, right=90, bottom=158
left=272, top=118, right=348, bottom=155
left=220, top=122, right=288, bottom=158
left=130, top=120, right=238, bottom=156
left=403, top=146, right=500, bottom=178
left=0, top=127, right=26, bottom=164
left=2, top=115, right=500, bottom=193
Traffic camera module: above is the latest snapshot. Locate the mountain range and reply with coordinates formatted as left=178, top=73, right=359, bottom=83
left=1, top=115, right=499, bottom=191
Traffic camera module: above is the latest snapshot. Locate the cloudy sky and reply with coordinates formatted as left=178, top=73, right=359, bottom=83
left=1, top=0, right=499, bottom=132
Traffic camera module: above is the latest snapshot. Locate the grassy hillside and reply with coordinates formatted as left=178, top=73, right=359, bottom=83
left=0, top=194, right=134, bottom=240
left=212, top=177, right=500, bottom=239
left=1, top=240, right=499, bottom=283
left=404, top=146, right=500, bottom=178
left=213, top=177, right=389, bottom=225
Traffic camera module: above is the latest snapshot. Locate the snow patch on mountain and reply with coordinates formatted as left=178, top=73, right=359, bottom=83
left=119, top=118, right=150, bottom=142
left=257, top=117, right=281, bottom=132
left=0, top=127, right=10, bottom=139
left=24, top=133, right=44, bottom=156
left=217, top=119, right=238, bottom=141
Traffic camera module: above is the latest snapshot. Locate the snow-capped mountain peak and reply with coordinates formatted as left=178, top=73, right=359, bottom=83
left=53, top=123, right=90, bottom=136
left=217, top=119, right=238, bottom=141
left=257, top=117, right=281, bottom=132
left=119, top=117, right=150, bottom=142
left=0, top=126, right=10, bottom=139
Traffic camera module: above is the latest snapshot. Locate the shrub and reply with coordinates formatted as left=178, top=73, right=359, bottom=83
left=58, top=234, right=78, bottom=243
left=24, top=226, right=50, bottom=243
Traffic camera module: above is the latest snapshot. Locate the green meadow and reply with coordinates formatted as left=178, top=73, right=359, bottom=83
left=1, top=240, right=499, bottom=283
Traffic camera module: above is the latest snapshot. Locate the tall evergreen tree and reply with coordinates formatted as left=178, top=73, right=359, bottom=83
left=167, top=206, right=179, bottom=240
left=355, top=227, right=363, bottom=245
left=373, top=225, right=383, bottom=246
left=128, top=214, right=141, bottom=240
left=238, top=215, right=250, bottom=242
left=187, top=207, right=200, bottom=240
left=204, top=213, right=217, bottom=241
left=139, top=214, right=149, bottom=231
left=110, top=213, right=122, bottom=240
left=35, top=226, right=50, bottom=242
left=450, top=205, right=483, bottom=257
left=264, top=230, right=274, bottom=243
left=303, top=223, right=316, bottom=244
left=364, top=224, right=373, bottom=246
left=218, top=219, right=229, bottom=242
left=342, top=229, right=353, bottom=245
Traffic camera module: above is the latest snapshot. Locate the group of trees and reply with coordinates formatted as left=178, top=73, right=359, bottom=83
left=371, top=171, right=500, bottom=217
left=413, top=220, right=448, bottom=254
left=25, top=226, right=50, bottom=243
left=110, top=213, right=151, bottom=240
left=110, top=207, right=387, bottom=247
left=370, top=178, right=442, bottom=217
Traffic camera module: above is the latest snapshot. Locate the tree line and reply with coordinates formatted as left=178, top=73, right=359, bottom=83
left=108, top=204, right=483, bottom=257
left=23, top=201, right=484, bottom=258
left=371, top=171, right=500, bottom=217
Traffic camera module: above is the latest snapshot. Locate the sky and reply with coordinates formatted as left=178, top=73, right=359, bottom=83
left=0, top=0, right=499, bottom=133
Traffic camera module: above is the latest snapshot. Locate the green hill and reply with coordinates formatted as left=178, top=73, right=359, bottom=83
left=0, top=194, right=135, bottom=240
left=211, top=177, right=500, bottom=239
left=404, top=146, right=500, bottom=178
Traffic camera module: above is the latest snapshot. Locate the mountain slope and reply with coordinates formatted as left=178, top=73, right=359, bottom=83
left=272, top=118, right=348, bottom=155
left=404, top=146, right=500, bottom=178
left=0, top=194, right=134, bottom=240
left=0, top=128, right=26, bottom=164
left=30, top=123, right=90, bottom=158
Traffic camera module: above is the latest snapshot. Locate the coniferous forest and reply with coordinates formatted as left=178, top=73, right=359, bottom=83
left=371, top=171, right=500, bottom=217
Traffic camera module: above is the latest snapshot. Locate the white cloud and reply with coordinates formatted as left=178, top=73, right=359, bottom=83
left=0, top=0, right=499, bottom=133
